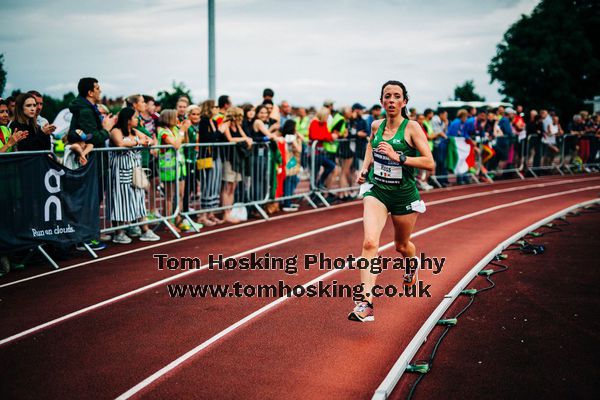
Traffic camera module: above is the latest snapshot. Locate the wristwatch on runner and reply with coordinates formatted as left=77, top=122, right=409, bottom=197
left=398, top=151, right=407, bottom=165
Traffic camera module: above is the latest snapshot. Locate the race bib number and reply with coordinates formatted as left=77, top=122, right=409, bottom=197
left=373, top=150, right=403, bottom=185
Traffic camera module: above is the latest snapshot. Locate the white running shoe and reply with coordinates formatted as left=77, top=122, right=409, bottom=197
left=417, top=181, right=434, bottom=191
left=140, top=230, right=160, bottom=241
left=112, top=232, right=132, bottom=244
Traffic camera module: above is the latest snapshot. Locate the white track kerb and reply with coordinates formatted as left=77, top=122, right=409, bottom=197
left=371, top=198, right=600, bottom=400
left=115, top=186, right=600, bottom=400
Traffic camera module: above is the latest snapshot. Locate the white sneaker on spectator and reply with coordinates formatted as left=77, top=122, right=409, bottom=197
left=189, top=221, right=204, bottom=231
left=99, top=234, right=112, bottom=242
left=417, top=181, right=433, bottom=191
left=140, top=230, right=160, bottom=241
left=127, top=226, right=142, bottom=237
left=290, top=204, right=300, bottom=209
left=282, top=207, right=298, bottom=212
left=113, top=232, right=132, bottom=244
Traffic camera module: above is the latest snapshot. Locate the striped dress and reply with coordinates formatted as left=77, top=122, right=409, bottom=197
left=198, top=117, right=223, bottom=209
left=109, top=143, right=147, bottom=222
left=199, top=155, right=223, bottom=209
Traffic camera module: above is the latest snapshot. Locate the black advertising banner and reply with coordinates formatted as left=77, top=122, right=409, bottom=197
left=0, top=153, right=99, bottom=254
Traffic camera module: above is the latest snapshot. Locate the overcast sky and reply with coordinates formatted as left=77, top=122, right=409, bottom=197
left=1, top=0, right=538, bottom=111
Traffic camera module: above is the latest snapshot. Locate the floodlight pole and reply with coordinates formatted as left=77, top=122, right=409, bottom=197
left=208, top=0, right=216, bottom=100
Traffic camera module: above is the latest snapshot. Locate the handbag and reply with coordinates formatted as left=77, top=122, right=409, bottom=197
left=196, top=157, right=213, bottom=170
left=196, top=145, right=214, bottom=170
left=132, top=166, right=150, bottom=189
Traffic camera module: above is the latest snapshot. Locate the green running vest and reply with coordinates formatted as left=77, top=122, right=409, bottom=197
left=369, top=118, right=417, bottom=192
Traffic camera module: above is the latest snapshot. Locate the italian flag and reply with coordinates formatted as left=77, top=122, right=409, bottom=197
left=446, top=137, right=476, bottom=175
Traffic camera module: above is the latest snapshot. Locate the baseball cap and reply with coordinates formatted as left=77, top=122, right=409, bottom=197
left=352, top=103, right=366, bottom=111
left=505, top=107, right=516, bottom=114
left=323, top=99, right=334, bottom=107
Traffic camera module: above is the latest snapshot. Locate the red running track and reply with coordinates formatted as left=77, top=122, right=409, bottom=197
left=0, top=174, right=598, bottom=399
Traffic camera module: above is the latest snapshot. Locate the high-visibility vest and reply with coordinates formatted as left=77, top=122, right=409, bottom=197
left=157, top=127, right=185, bottom=181
left=53, top=136, right=65, bottom=154
left=324, top=113, right=346, bottom=153
left=0, top=126, right=14, bottom=152
left=295, top=116, right=310, bottom=142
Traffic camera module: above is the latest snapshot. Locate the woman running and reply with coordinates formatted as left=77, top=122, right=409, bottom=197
left=348, top=80, right=434, bottom=322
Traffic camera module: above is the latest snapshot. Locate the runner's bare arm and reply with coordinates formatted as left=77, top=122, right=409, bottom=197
left=404, top=120, right=434, bottom=171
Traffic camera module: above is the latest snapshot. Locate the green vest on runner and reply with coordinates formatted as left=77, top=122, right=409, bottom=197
left=369, top=118, right=418, bottom=192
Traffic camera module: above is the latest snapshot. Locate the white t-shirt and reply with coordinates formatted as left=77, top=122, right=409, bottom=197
left=432, top=115, right=447, bottom=135
left=542, top=115, right=552, bottom=133
left=543, top=123, right=559, bottom=145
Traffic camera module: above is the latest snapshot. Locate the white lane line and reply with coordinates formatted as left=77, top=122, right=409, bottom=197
left=1, top=181, right=597, bottom=347
left=425, top=173, right=589, bottom=193
left=3, top=176, right=596, bottom=289
left=115, top=185, right=600, bottom=400
left=0, top=217, right=363, bottom=347
left=426, top=176, right=600, bottom=205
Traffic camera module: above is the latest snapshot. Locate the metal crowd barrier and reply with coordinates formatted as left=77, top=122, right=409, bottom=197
left=310, top=138, right=367, bottom=206
left=0, top=150, right=61, bottom=267
left=560, top=133, right=600, bottom=174
left=482, top=136, right=526, bottom=180
left=522, top=133, right=563, bottom=176
left=420, top=138, right=481, bottom=188
left=179, top=141, right=274, bottom=225
left=179, top=138, right=316, bottom=225
left=95, top=145, right=182, bottom=239
left=427, top=133, right=594, bottom=185
left=274, top=137, right=316, bottom=209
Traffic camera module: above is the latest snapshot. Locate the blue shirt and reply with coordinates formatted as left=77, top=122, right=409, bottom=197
left=280, top=114, right=291, bottom=127
left=349, top=117, right=369, bottom=158
left=464, top=116, right=486, bottom=138
left=498, top=117, right=513, bottom=136
left=447, top=118, right=468, bottom=138
left=464, top=117, right=476, bottom=138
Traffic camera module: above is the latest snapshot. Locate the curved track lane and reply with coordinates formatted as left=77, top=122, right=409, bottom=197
left=0, top=175, right=598, bottom=399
